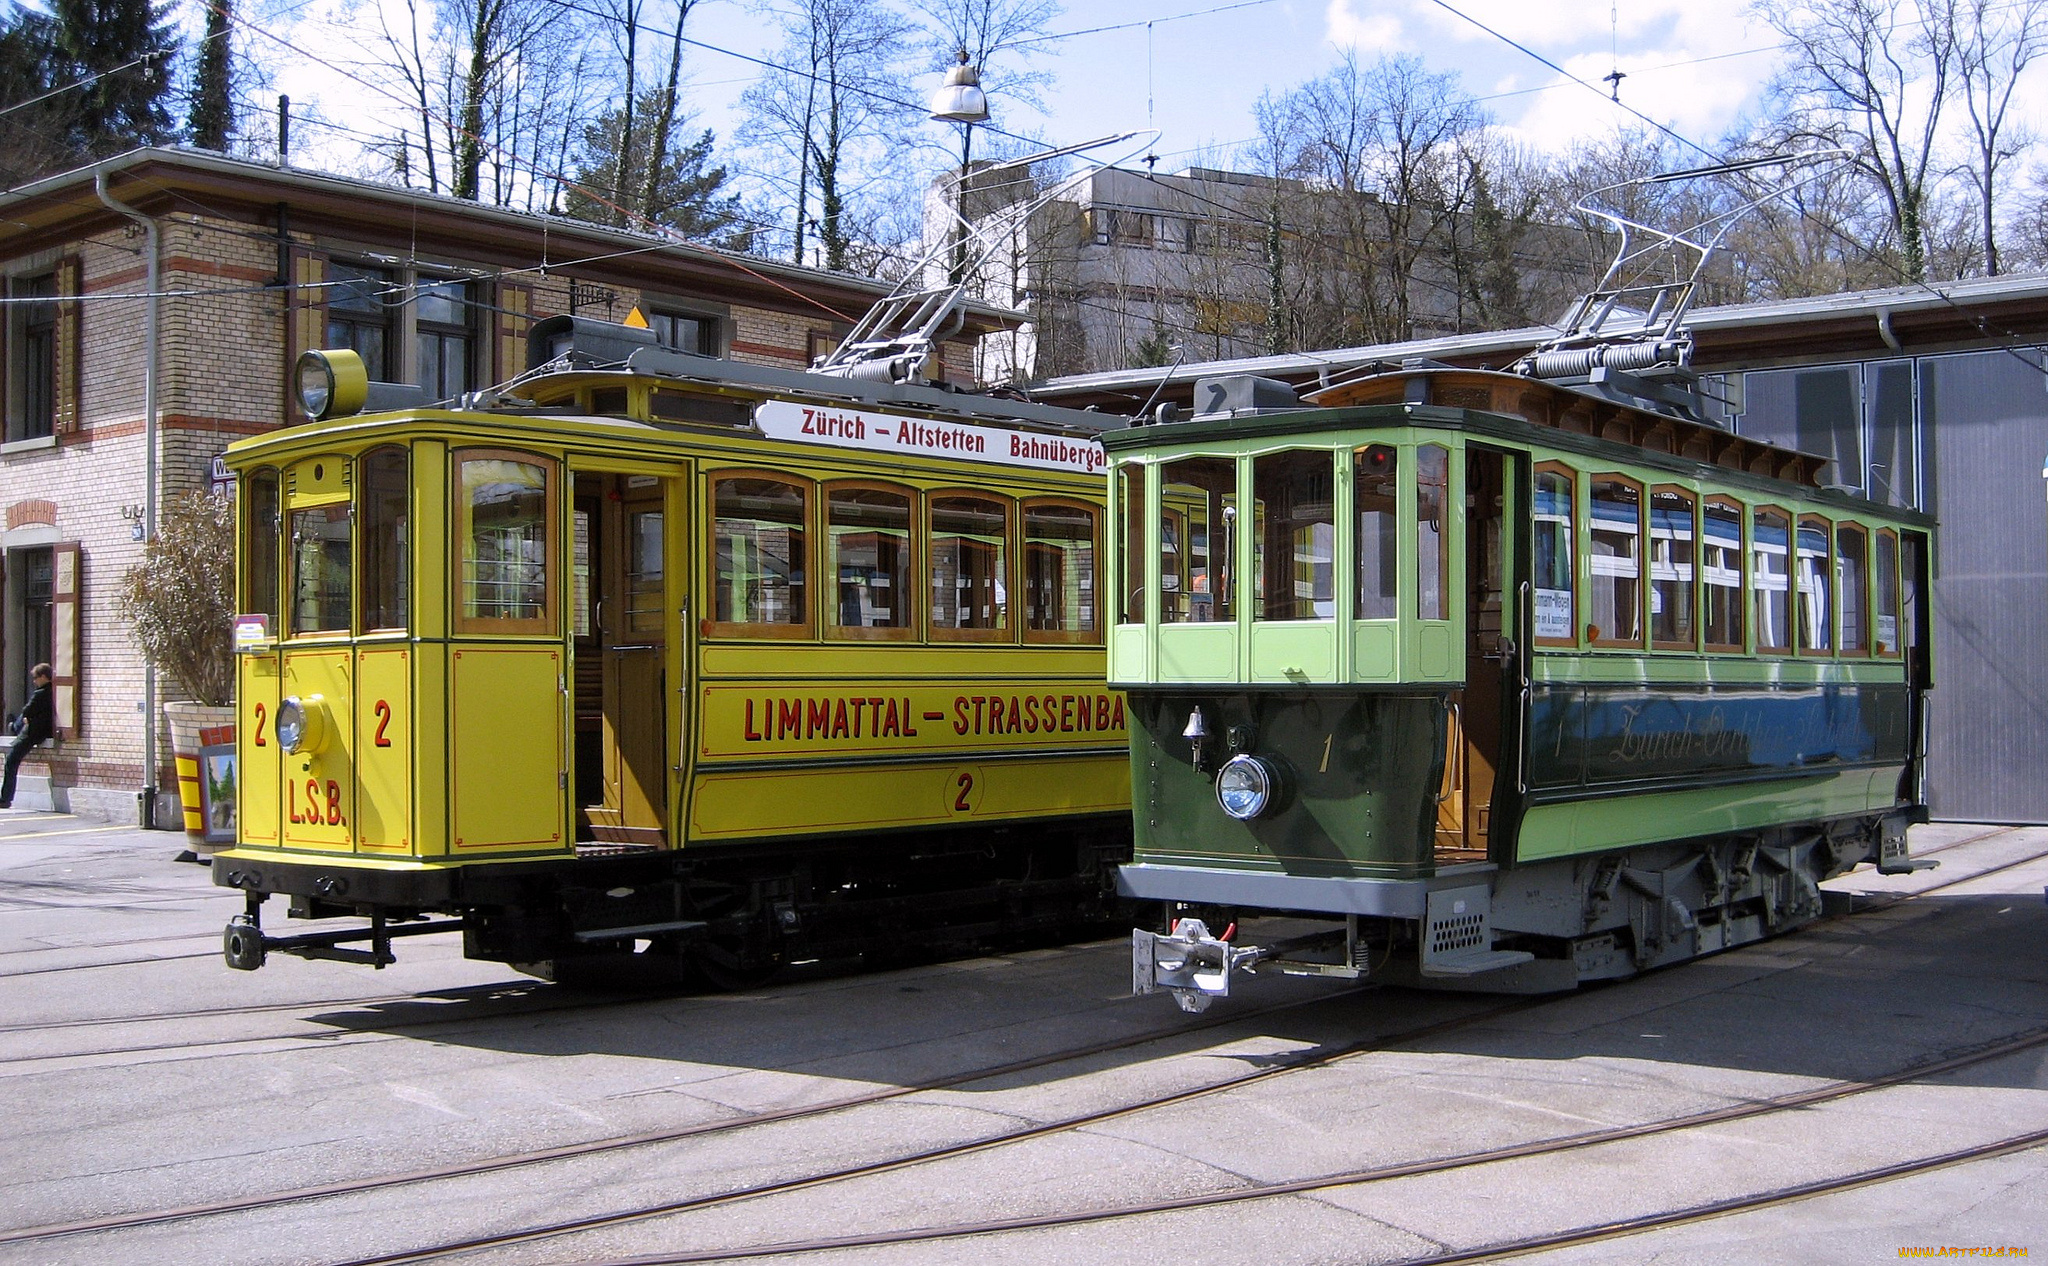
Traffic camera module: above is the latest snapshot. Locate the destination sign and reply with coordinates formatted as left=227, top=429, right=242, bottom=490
left=755, top=399, right=1105, bottom=475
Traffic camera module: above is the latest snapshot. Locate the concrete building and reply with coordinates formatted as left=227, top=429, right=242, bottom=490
left=1037, top=275, right=2048, bottom=824
left=0, top=147, right=1011, bottom=823
left=953, top=164, right=1588, bottom=383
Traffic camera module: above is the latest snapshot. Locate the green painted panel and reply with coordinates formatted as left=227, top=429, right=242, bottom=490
left=1158, top=623, right=1240, bottom=682
left=1416, top=622, right=1459, bottom=679
left=1353, top=622, right=1399, bottom=681
left=1516, top=767, right=1902, bottom=861
left=1532, top=653, right=1908, bottom=686
left=1110, top=625, right=1149, bottom=684
left=1250, top=620, right=1338, bottom=682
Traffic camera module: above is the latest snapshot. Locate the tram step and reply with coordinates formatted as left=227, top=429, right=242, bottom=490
left=1419, top=947, right=1536, bottom=978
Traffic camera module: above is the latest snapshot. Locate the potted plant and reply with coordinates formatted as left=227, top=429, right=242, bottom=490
left=120, top=489, right=235, bottom=849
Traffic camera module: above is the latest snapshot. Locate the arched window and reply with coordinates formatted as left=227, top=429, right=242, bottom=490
left=825, top=483, right=913, bottom=639
left=1023, top=500, right=1099, bottom=641
left=454, top=450, right=554, bottom=635
left=930, top=494, right=1010, bottom=638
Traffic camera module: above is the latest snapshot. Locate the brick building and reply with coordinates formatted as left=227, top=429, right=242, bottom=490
left=0, top=147, right=1009, bottom=822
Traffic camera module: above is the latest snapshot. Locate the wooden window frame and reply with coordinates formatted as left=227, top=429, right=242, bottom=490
left=451, top=448, right=558, bottom=637
left=822, top=480, right=918, bottom=643
left=705, top=468, right=814, bottom=641
left=241, top=466, right=282, bottom=628
left=1873, top=527, right=1903, bottom=659
left=1648, top=483, right=1699, bottom=652
left=1700, top=494, right=1746, bottom=654
left=1752, top=504, right=1793, bottom=656
left=1587, top=472, right=1646, bottom=649
left=928, top=489, right=1015, bottom=643
left=1796, top=513, right=1835, bottom=657
left=1531, top=461, right=1578, bottom=649
left=1835, top=521, right=1871, bottom=657
left=1021, top=496, right=1102, bottom=645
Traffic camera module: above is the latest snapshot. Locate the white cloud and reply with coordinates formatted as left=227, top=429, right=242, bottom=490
left=1325, top=0, right=1407, bottom=52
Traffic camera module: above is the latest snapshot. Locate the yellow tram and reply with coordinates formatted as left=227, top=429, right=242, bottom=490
left=215, top=316, right=1130, bottom=981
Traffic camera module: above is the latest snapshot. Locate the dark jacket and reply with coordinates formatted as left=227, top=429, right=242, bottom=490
left=16, top=683, right=53, bottom=746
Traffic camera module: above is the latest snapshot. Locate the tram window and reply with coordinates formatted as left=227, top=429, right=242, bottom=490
left=1532, top=465, right=1574, bottom=644
left=1797, top=515, right=1833, bottom=654
left=931, top=495, right=1010, bottom=636
left=1837, top=523, right=1869, bottom=655
left=826, top=485, right=913, bottom=637
left=1753, top=507, right=1791, bottom=653
left=1117, top=464, right=1145, bottom=624
left=1874, top=530, right=1902, bottom=657
left=242, top=467, right=280, bottom=625
left=1588, top=475, right=1643, bottom=645
left=1253, top=450, right=1334, bottom=620
left=712, top=475, right=808, bottom=632
left=1901, top=531, right=1927, bottom=655
left=455, top=452, right=554, bottom=633
left=627, top=508, right=664, bottom=634
left=359, top=446, right=409, bottom=631
left=1356, top=447, right=1399, bottom=620
left=1023, top=501, right=1098, bottom=640
left=1160, top=457, right=1236, bottom=624
left=1416, top=445, right=1449, bottom=621
left=1702, top=497, right=1744, bottom=651
left=1649, top=486, right=1696, bottom=649
left=290, top=504, right=351, bottom=634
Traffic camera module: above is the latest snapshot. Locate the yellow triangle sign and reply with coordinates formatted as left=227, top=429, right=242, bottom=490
left=623, top=307, right=650, bottom=329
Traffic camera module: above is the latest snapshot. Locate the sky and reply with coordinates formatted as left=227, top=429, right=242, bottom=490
left=251, top=0, right=1798, bottom=192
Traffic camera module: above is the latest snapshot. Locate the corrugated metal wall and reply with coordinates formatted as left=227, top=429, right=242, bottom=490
left=1924, top=349, right=2048, bottom=823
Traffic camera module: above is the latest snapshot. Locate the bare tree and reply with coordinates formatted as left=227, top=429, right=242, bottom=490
left=1953, top=0, right=2047, bottom=274
left=738, top=0, right=915, bottom=269
left=1759, top=0, right=1960, bottom=283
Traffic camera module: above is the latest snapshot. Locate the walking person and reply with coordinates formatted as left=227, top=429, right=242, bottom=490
left=0, top=663, right=54, bottom=809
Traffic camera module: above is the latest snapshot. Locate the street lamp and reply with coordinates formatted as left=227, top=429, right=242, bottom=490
left=930, top=50, right=989, bottom=283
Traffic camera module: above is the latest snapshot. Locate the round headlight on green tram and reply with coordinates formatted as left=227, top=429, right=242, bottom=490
left=1216, top=753, right=1283, bottom=820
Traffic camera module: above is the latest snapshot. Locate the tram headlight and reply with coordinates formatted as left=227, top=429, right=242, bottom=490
left=1216, top=753, right=1285, bottom=820
left=275, top=695, right=328, bottom=755
left=294, top=349, right=369, bottom=422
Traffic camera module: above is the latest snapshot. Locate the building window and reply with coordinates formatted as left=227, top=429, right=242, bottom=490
left=9, top=272, right=57, bottom=441
left=416, top=278, right=474, bottom=401
left=17, top=546, right=51, bottom=672
left=327, top=262, right=398, bottom=381
left=650, top=309, right=719, bottom=355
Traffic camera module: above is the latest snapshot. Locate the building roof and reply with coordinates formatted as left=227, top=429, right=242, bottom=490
left=0, top=147, right=1025, bottom=336
left=1036, top=271, right=2048, bottom=408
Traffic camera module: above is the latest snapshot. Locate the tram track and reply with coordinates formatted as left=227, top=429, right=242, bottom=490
left=8, top=830, right=2033, bottom=1256
left=295, top=834, right=2048, bottom=1266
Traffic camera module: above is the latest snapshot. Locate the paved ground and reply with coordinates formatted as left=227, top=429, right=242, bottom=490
left=0, top=816, right=2043, bottom=1265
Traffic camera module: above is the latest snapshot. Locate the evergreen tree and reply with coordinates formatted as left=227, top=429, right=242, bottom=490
left=565, top=94, right=740, bottom=238
left=187, top=0, right=231, bottom=150
left=56, top=0, right=179, bottom=155
left=0, top=5, right=75, bottom=183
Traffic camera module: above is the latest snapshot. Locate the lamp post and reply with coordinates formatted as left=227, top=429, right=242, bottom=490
left=929, top=50, right=989, bottom=285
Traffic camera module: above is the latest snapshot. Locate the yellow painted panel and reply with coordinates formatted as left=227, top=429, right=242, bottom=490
left=238, top=652, right=282, bottom=846
left=451, top=645, right=567, bottom=853
left=698, top=643, right=1103, bottom=680
left=413, top=648, right=449, bottom=856
left=354, top=648, right=413, bottom=854
left=688, top=754, right=1129, bottom=839
left=285, top=453, right=352, bottom=508
left=697, top=682, right=1127, bottom=760
left=280, top=650, right=356, bottom=851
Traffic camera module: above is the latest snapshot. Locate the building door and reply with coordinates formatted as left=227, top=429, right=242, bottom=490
left=574, top=472, right=676, bottom=847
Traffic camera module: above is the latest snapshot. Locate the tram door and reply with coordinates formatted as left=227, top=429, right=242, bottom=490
left=573, top=472, right=674, bottom=847
left=1436, top=445, right=1518, bottom=863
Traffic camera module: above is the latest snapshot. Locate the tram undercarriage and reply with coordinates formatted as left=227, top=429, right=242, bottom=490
left=1132, top=811, right=1930, bottom=1011
left=219, top=822, right=1130, bottom=983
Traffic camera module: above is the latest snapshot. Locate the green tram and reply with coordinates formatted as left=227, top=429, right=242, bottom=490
left=1120, top=367, right=1935, bottom=1009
